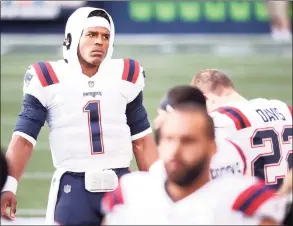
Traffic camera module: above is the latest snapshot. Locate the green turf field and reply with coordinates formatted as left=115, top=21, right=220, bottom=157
left=1, top=52, right=292, bottom=215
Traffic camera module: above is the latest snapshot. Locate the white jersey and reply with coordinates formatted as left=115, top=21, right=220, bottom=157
left=13, top=58, right=151, bottom=171
left=102, top=172, right=288, bottom=225
left=150, top=138, right=246, bottom=179
left=210, top=138, right=246, bottom=179
left=211, top=98, right=292, bottom=189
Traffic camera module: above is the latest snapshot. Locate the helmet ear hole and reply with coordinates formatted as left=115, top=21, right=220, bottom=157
left=63, top=33, right=72, bottom=51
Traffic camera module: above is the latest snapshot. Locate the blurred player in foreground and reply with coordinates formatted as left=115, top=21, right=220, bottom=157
left=101, top=103, right=288, bottom=225
left=191, top=69, right=292, bottom=190
left=1, top=7, right=158, bottom=225
left=151, top=85, right=247, bottom=180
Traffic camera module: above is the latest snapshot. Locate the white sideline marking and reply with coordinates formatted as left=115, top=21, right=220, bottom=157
left=17, top=208, right=46, bottom=216
left=23, top=172, right=52, bottom=180
left=1, top=217, right=46, bottom=225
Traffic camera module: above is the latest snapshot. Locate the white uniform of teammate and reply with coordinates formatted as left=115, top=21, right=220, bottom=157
left=9, top=7, right=152, bottom=224
left=211, top=98, right=292, bottom=189
left=151, top=138, right=246, bottom=180
left=101, top=172, right=287, bottom=225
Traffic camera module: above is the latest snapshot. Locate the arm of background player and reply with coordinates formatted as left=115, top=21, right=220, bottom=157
left=126, top=91, right=159, bottom=171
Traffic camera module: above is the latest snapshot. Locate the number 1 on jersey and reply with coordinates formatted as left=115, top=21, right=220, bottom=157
left=83, top=100, right=104, bottom=154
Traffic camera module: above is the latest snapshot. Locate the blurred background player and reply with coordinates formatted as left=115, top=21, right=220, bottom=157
left=1, top=7, right=158, bottom=225
left=102, top=103, right=288, bottom=225
left=151, top=85, right=247, bottom=180
left=191, top=69, right=292, bottom=190
left=267, top=1, right=292, bottom=42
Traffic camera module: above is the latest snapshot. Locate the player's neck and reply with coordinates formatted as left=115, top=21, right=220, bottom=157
left=222, top=91, right=247, bottom=104
left=165, top=170, right=210, bottom=202
left=78, top=57, right=100, bottom=77
left=81, top=64, right=100, bottom=78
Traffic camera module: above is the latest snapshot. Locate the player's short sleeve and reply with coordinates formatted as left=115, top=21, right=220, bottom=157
left=231, top=178, right=288, bottom=223
left=121, top=59, right=146, bottom=103
left=120, top=59, right=151, bottom=140
left=211, top=105, right=252, bottom=140
left=22, top=66, right=47, bottom=106
left=12, top=66, right=48, bottom=147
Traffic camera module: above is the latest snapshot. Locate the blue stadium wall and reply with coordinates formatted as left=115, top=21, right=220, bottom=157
left=1, top=1, right=291, bottom=34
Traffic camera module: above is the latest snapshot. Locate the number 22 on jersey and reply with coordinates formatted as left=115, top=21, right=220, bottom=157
left=83, top=100, right=105, bottom=155
left=251, top=126, right=292, bottom=189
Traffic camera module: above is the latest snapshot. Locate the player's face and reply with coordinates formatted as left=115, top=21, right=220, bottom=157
left=159, top=111, right=216, bottom=186
left=78, top=26, right=110, bottom=66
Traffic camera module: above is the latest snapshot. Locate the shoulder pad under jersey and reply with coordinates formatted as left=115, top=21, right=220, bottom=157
left=212, top=105, right=252, bottom=132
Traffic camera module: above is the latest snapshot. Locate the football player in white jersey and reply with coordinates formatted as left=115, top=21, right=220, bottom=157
left=191, top=69, right=292, bottom=190
left=151, top=85, right=247, bottom=180
left=101, top=103, right=288, bottom=225
left=1, top=7, right=158, bottom=225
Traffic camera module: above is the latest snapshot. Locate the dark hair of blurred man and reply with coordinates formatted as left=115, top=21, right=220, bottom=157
left=153, top=85, right=207, bottom=144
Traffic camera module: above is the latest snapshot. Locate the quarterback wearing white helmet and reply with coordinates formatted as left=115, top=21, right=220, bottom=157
left=1, top=7, right=158, bottom=225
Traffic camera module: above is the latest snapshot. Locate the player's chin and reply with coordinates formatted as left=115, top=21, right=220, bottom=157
left=89, top=55, right=105, bottom=65
left=167, top=172, right=186, bottom=184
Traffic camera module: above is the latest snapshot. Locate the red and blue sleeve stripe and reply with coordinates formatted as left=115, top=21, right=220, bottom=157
left=232, top=181, right=276, bottom=216
left=122, top=59, right=140, bottom=84
left=216, top=106, right=251, bottom=130
left=32, top=61, right=59, bottom=87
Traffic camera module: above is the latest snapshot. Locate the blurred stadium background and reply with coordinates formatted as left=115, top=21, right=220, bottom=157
left=1, top=1, right=292, bottom=224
